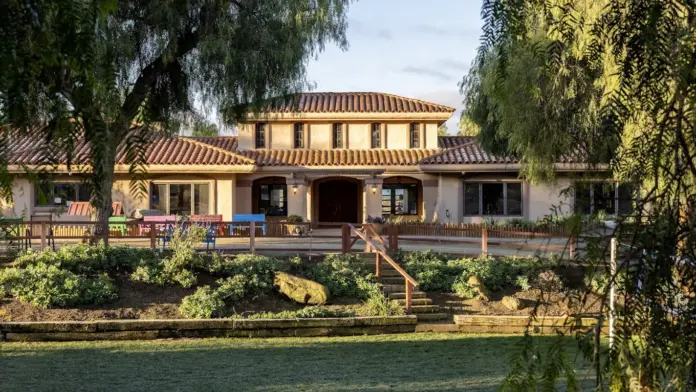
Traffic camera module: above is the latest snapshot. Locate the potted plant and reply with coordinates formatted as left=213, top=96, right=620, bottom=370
left=285, top=215, right=305, bottom=236
left=365, top=215, right=387, bottom=235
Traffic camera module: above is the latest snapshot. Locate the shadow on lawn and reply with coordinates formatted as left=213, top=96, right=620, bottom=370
left=1, top=334, right=596, bottom=392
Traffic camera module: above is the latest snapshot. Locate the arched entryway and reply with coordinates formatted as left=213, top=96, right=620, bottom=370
left=313, top=177, right=362, bottom=223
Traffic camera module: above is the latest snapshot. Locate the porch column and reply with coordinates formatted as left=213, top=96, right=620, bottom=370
left=216, top=175, right=236, bottom=221
left=422, top=177, right=439, bottom=222
left=363, top=177, right=383, bottom=223
left=287, top=178, right=309, bottom=221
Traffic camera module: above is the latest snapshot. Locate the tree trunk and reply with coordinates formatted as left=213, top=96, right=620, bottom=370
left=92, top=132, right=118, bottom=246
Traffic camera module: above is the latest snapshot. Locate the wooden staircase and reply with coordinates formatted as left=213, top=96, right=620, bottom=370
left=353, top=253, right=448, bottom=322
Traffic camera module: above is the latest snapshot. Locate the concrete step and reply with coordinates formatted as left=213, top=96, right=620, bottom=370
left=415, top=313, right=449, bottom=322
left=395, top=298, right=432, bottom=306
left=388, top=291, right=427, bottom=299
left=382, top=284, right=410, bottom=293
left=407, top=305, right=441, bottom=314
left=379, top=277, right=406, bottom=285
left=379, top=270, right=403, bottom=277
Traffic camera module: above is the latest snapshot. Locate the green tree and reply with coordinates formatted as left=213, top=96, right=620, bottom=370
left=456, top=116, right=479, bottom=137
left=0, top=0, right=350, bottom=235
left=437, top=124, right=449, bottom=136
left=191, top=119, right=218, bottom=137
left=466, top=0, right=696, bottom=390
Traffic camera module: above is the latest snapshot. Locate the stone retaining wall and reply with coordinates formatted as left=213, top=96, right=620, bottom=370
left=0, top=316, right=418, bottom=342
left=447, top=315, right=606, bottom=335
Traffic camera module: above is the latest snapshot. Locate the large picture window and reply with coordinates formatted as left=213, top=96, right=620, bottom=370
left=575, top=182, right=634, bottom=215
left=463, top=182, right=523, bottom=216
left=35, top=182, right=90, bottom=206
left=150, top=183, right=211, bottom=216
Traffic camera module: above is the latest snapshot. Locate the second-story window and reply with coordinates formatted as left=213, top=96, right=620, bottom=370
left=333, top=123, right=343, bottom=149
left=294, top=123, right=304, bottom=148
left=409, top=123, right=420, bottom=148
left=255, top=123, right=266, bottom=148
left=371, top=123, right=381, bottom=148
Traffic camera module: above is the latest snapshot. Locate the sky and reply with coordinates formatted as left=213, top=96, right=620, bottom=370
left=305, top=0, right=484, bottom=132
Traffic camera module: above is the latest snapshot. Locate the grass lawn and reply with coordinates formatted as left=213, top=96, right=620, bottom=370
left=0, top=333, right=596, bottom=391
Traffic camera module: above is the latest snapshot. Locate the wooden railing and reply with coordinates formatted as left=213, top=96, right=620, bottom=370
left=342, top=223, right=419, bottom=312
left=388, top=221, right=583, bottom=238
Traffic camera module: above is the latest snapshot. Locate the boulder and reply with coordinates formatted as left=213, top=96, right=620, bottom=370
left=502, top=296, right=523, bottom=311
left=274, top=272, right=330, bottom=305
left=467, top=275, right=490, bottom=302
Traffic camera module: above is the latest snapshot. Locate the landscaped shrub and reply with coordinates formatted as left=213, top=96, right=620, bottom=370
left=293, top=254, right=376, bottom=299
left=206, top=254, right=285, bottom=295
left=399, top=250, right=464, bottom=292
left=179, top=286, right=226, bottom=319
left=131, top=226, right=208, bottom=288
left=179, top=272, right=279, bottom=319
left=14, top=243, right=160, bottom=274
left=515, top=275, right=532, bottom=291
left=360, top=292, right=404, bottom=317
left=452, top=276, right=478, bottom=299
left=0, top=263, right=117, bottom=308
left=400, top=251, right=555, bottom=295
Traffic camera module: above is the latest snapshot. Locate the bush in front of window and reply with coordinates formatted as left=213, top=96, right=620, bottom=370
left=285, top=215, right=303, bottom=223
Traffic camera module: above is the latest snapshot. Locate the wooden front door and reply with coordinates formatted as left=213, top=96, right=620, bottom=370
left=318, top=180, right=359, bottom=223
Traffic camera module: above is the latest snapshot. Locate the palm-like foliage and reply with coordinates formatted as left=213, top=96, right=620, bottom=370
left=468, top=0, right=696, bottom=390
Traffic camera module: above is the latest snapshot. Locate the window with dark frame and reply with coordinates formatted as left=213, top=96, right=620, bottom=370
left=35, top=182, right=90, bottom=206
left=371, top=123, right=381, bottom=148
left=332, top=123, right=343, bottom=148
left=293, top=123, right=304, bottom=149
left=409, top=123, right=420, bottom=148
left=150, top=183, right=210, bottom=215
left=382, top=184, right=419, bottom=216
left=574, top=182, right=635, bottom=215
left=255, top=123, right=266, bottom=148
left=463, top=182, right=524, bottom=216
left=257, top=184, right=287, bottom=216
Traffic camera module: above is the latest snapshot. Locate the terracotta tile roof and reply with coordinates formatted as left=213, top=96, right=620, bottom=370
left=261, top=92, right=456, bottom=114
left=236, top=148, right=441, bottom=166
left=6, top=131, right=254, bottom=166
left=5, top=132, right=585, bottom=168
left=425, top=135, right=585, bottom=165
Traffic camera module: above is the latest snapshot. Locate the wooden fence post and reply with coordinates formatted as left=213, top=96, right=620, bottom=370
left=375, top=253, right=381, bottom=278
left=149, top=222, right=156, bottom=249
left=481, top=227, right=488, bottom=256
left=40, top=222, right=46, bottom=251
left=250, top=221, right=256, bottom=254
left=569, top=235, right=576, bottom=259
left=405, top=281, right=413, bottom=313
left=390, top=225, right=399, bottom=252
left=341, top=224, right=350, bottom=253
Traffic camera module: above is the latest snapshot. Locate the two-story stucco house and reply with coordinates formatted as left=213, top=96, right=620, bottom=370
left=3, top=92, right=628, bottom=223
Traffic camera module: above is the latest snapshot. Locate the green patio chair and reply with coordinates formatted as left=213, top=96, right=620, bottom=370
left=108, top=216, right=128, bottom=236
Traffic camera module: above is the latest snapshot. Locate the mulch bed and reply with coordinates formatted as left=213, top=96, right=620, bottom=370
left=0, top=275, right=362, bottom=322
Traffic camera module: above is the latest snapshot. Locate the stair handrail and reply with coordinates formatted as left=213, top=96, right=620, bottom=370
left=346, top=224, right=418, bottom=312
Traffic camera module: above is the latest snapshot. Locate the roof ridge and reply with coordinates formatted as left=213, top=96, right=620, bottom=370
left=183, top=137, right=256, bottom=165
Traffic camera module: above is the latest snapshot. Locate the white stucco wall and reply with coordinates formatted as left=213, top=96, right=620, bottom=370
left=386, top=123, right=409, bottom=149
left=347, top=123, right=370, bottom=149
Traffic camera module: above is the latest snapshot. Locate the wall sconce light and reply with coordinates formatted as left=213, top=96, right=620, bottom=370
left=371, top=184, right=377, bottom=194
left=292, top=184, right=298, bottom=194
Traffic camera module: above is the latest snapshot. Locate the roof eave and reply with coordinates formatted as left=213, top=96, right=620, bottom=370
left=245, top=111, right=455, bottom=122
